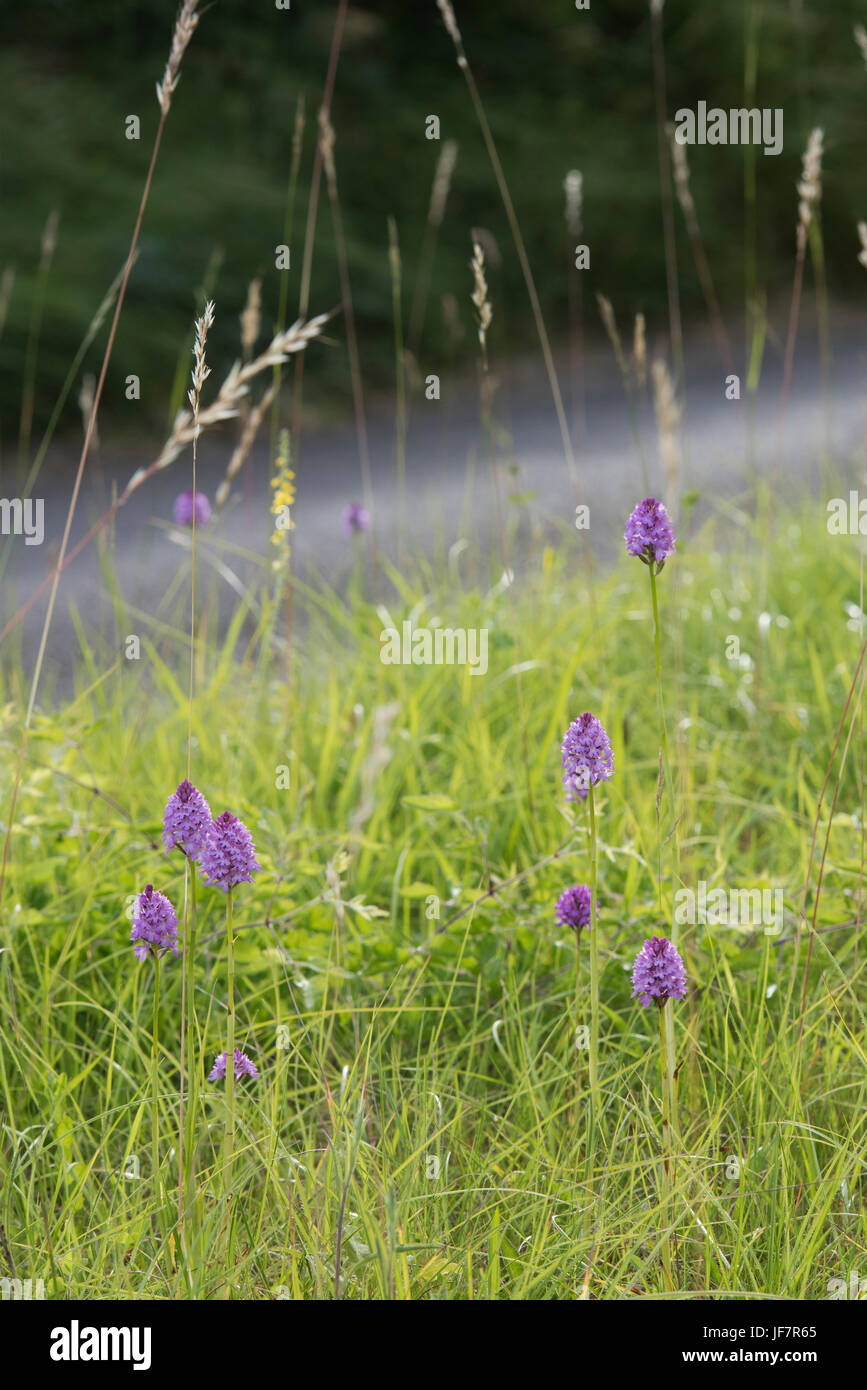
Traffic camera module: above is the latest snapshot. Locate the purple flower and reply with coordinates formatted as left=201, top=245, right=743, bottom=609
left=624, top=497, right=676, bottom=570
left=556, top=884, right=592, bottom=933
left=208, top=1048, right=259, bottom=1082
left=198, top=810, right=261, bottom=892
left=561, top=712, right=614, bottom=801
left=173, top=490, right=212, bottom=527
left=130, top=884, right=179, bottom=962
left=631, top=936, right=687, bottom=1007
left=162, top=778, right=212, bottom=858
left=341, top=502, right=370, bottom=536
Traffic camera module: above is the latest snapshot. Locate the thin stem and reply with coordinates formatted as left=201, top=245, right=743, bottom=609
left=18, top=211, right=59, bottom=478
left=182, top=866, right=199, bottom=1231
left=587, top=784, right=600, bottom=1123
left=223, top=889, right=236, bottom=1296
left=152, top=954, right=161, bottom=1211
left=658, top=1001, right=675, bottom=1291
left=649, top=562, right=678, bottom=936
left=649, top=562, right=669, bottom=765
left=650, top=3, right=684, bottom=387
left=290, top=0, right=348, bottom=455
left=269, top=94, right=304, bottom=458
left=388, top=217, right=407, bottom=556
left=440, top=18, right=580, bottom=504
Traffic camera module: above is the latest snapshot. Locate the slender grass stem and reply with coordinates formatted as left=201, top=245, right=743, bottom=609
left=388, top=217, right=407, bottom=556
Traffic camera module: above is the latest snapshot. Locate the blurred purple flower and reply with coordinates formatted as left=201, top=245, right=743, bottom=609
left=624, top=497, right=676, bottom=570
left=199, top=810, right=261, bottom=892
left=208, top=1048, right=259, bottom=1081
left=130, top=884, right=179, bottom=962
left=162, top=778, right=212, bottom=858
left=561, top=712, right=614, bottom=802
left=341, top=502, right=370, bottom=536
left=631, top=936, right=687, bottom=1007
left=173, top=490, right=212, bottom=527
left=555, top=883, right=592, bottom=933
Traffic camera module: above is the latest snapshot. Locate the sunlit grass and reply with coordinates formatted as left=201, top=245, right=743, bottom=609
left=1, top=492, right=864, bottom=1298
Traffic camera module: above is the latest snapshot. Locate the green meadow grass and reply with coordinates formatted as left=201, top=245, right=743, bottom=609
left=1, top=494, right=865, bottom=1299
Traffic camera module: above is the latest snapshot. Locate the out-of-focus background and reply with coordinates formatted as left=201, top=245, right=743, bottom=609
left=3, top=0, right=867, bottom=437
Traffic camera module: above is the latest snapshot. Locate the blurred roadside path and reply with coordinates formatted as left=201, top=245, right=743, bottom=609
left=3, top=308, right=867, bottom=682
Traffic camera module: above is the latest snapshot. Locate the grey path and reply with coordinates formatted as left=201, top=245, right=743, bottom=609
left=3, top=308, right=867, bottom=688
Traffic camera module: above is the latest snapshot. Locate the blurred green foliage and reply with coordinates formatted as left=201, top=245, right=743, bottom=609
left=2, top=0, right=867, bottom=437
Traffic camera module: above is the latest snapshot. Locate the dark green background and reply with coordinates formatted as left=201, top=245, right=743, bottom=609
left=2, top=0, right=866, bottom=438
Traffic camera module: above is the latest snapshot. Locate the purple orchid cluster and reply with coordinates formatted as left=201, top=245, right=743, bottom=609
left=554, top=498, right=687, bottom=1006
left=127, top=777, right=262, bottom=1082
left=624, top=496, right=676, bottom=572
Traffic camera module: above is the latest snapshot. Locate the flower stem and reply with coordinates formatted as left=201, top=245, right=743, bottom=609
left=151, top=953, right=161, bottom=1215
left=649, top=562, right=678, bottom=939
left=183, top=866, right=199, bottom=1228
left=649, top=562, right=668, bottom=761
left=587, top=784, right=600, bottom=1128
left=658, top=1000, right=679, bottom=1291
left=223, top=888, right=235, bottom=1296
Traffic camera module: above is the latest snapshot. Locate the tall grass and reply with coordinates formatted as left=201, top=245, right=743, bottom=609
left=1, top=494, right=865, bottom=1297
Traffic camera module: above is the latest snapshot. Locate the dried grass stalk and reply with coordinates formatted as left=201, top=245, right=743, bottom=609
left=470, top=241, right=492, bottom=350
left=126, top=312, right=329, bottom=491
left=156, top=1, right=201, bottom=115
left=797, top=127, right=823, bottom=249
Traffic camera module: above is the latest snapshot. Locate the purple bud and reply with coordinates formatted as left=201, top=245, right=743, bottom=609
left=162, top=778, right=212, bottom=857
left=624, top=497, right=676, bottom=570
left=556, top=883, right=592, bottom=933
left=341, top=502, right=370, bottom=536
left=130, top=884, right=179, bottom=962
left=208, top=1048, right=259, bottom=1081
left=199, top=810, right=261, bottom=892
left=631, top=935, right=687, bottom=1007
left=173, top=490, right=212, bottom=527
left=561, top=712, right=614, bottom=802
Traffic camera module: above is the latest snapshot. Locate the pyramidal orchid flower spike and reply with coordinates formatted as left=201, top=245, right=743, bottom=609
left=631, top=935, right=687, bottom=1007
left=199, top=811, right=261, bottom=891
left=130, top=885, right=179, bottom=961
left=208, top=1049, right=259, bottom=1082
left=560, top=711, right=614, bottom=802
left=624, top=497, right=676, bottom=572
left=162, top=778, right=212, bottom=857
left=555, top=884, right=592, bottom=934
